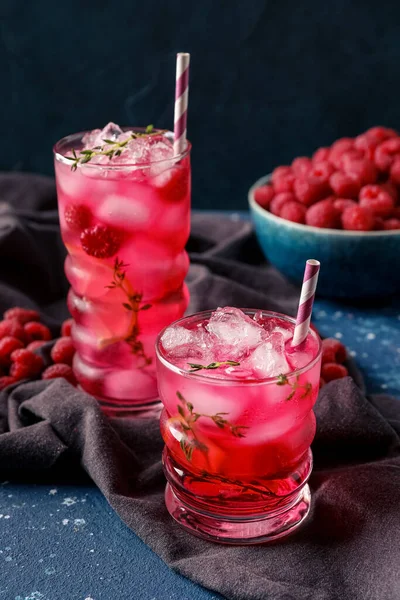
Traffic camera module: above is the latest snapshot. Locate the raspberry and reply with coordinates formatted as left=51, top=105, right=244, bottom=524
left=0, top=319, right=26, bottom=343
left=383, top=218, right=400, bottom=230
left=374, top=138, right=400, bottom=171
left=4, top=307, right=40, bottom=324
left=42, top=363, right=77, bottom=386
left=337, top=148, right=364, bottom=169
left=389, top=156, right=400, bottom=186
left=329, top=138, right=354, bottom=169
left=321, top=362, right=349, bottom=382
left=359, top=185, right=394, bottom=217
left=273, top=173, right=295, bottom=194
left=292, top=157, right=312, bottom=177
left=321, top=338, right=347, bottom=364
left=10, top=349, right=44, bottom=379
left=0, top=337, right=24, bottom=366
left=381, top=180, right=399, bottom=203
left=254, top=184, right=274, bottom=209
left=374, top=217, right=385, bottom=230
left=342, top=205, right=375, bottom=231
left=61, top=318, right=74, bottom=337
left=0, top=376, right=17, bottom=390
left=279, top=201, right=307, bottom=224
left=343, top=158, right=378, bottom=185
left=26, top=340, right=48, bottom=352
left=329, top=171, right=361, bottom=198
left=312, top=147, right=331, bottom=163
left=64, top=204, right=92, bottom=232
left=294, top=172, right=330, bottom=206
left=333, top=198, right=357, bottom=213
left=354, top=133, right=378, bottom=161
left=156, top=167, right=189, bottom=203
left=365, top=126, right=398, bottom=143
left=269, top=192, right=295, bottom=216
left=392, top=207, right=400, bottom=219
left=305, top=198, right=340, bottom=229
left=51, top=337, right=75, bottom=366
left=81, top=225, right=121, bottom=259
left=24, top=322, right=52, bottom=342
left=271, top=166, right=292, bottom=183
left=319, top=377, right=326, bottom=389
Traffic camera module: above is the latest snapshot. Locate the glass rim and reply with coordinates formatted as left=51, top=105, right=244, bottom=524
left=155, top=309, right=322, bottom=386
left=53, top=127, right=191, bottom=170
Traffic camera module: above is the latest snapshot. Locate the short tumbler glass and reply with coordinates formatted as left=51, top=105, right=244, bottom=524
left=156, top=310, right=322, bottom=544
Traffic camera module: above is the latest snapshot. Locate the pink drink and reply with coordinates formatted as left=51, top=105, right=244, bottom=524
left=54, top=124, right=191, bottom=413
left=156, top=307, right=322, bottom=543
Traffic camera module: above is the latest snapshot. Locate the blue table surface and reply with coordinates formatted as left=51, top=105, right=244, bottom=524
left=1, top=212, right=399, bottom=600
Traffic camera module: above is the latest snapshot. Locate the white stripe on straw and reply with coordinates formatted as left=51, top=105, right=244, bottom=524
left=292, top=259, right=321, bottom=348
left=173, top=52, right=190, bottom=157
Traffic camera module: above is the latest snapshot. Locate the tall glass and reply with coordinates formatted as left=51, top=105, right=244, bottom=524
left=156, top=310, right=322, bottom=544
left=54, top=129, right=191, bottom=414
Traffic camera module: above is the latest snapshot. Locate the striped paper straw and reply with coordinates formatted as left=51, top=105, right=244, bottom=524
left=173, top=52, right=190, bottom=156
left=292, top=259, right=321, bottom=347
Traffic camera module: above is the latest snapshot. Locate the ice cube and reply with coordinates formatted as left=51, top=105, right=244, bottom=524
left=245, top=332, right=289, bottom=378
left=96, top=194, right=151, bottom=229
left=206, top=307, right=265, bottom=349
left=161, top=326, right=194, bottom=351
left=83, top=122, right=123, bottom=149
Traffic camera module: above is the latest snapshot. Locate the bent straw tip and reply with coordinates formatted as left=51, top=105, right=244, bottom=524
left=306, top=259, right=320, bottom=267
left=177, top=52, right=190, bottom=58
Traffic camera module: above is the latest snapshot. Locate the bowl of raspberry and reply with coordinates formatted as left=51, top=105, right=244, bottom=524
left=248, top=126, right=400, bottom=299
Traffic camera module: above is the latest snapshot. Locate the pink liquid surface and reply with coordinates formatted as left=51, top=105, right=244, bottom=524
left=157, top=308, right=322, bottom=519
left=54, top=127, right=191, bottom=410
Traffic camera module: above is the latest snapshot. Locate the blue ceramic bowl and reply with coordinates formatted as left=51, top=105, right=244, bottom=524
left=248, top=175, right=400, bottom=299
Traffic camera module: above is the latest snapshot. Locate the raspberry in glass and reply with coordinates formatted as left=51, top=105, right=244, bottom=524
left=64, top=204, right=93, bottom=232
left=80, top=225, right=121, bottom=259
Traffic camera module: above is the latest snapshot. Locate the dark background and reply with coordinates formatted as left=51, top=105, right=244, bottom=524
left=1, top=0, right=399, bottom=210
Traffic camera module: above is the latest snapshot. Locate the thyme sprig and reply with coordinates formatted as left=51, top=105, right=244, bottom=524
left=277, top=373, right=312, bottom=401
left=101, top=258, right=152, bottom=366
left=187, top=360, right=240, bottom=373
left=65, top=125, right=164, bottom=170
left=174, top=391, right=249, bottom=461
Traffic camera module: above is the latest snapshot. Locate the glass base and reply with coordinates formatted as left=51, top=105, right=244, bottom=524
left=165, top=482, right=311, bottom=544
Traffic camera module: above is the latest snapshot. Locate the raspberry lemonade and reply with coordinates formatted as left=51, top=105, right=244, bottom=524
left=54, top=123, right=191, bottom=412
left=156, top=307, right=322, bottom=543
